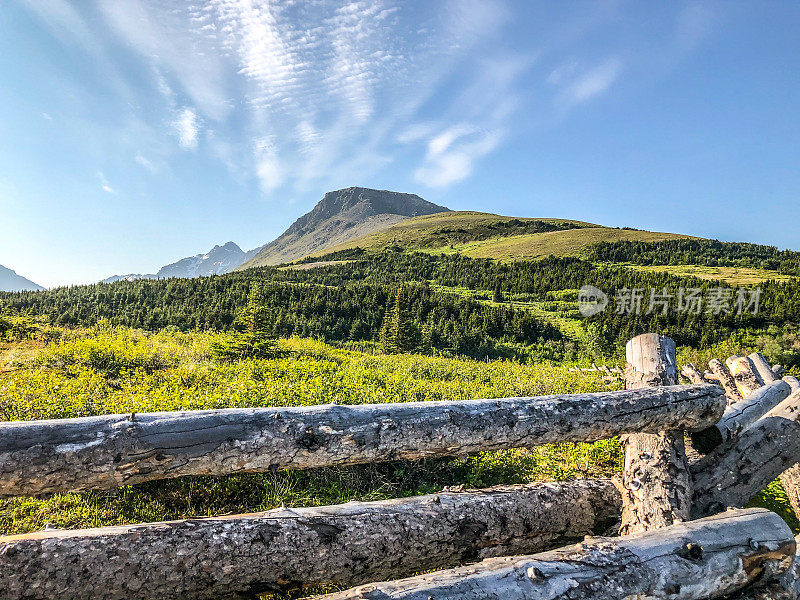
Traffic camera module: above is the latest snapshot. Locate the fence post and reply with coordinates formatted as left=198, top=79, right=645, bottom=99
left=619, top=333, right=692, bottom=535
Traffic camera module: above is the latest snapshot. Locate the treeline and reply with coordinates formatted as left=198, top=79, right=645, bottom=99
left=0, top=269, right=562, bottom=360
left=3, top=250, right=799, bottom=354
left=586, top=239, right=800, bottom=275
left=280, top=251, right=800, bottom=349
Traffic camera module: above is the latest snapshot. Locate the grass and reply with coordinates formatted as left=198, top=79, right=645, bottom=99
left=436, top=227, right=697, bottom=261
left=622, top=263, right=797, bottom=285
left=315, top=211, right=598, bottom=256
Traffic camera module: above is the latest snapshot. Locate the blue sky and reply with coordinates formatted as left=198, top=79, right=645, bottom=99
left=1, top=1, right=798, bottom=287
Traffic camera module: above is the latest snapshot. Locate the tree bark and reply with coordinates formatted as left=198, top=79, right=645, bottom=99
left=781, top=465, right=800, bottom=529
left=709, top=358, right=743, bottom=403
left=784, top=376, right=800, bottom=393
left=726, top=356, right=763, bottom=396
left=682, top=363, right=707, bottom=384
left=692, top=391, right=800, bottom=518
left=0, top=385, right=724, bottom=498
left=0, top=480, right=621, bottom=600
left=619, top=334, right=691, bottom=535
left=725, top=539, right=800, bottom=600
left=690, top=380, right=791, bottom=454
left=748, top=353, right=778, bottom=384
left=313, top=509, right=795, bottom=600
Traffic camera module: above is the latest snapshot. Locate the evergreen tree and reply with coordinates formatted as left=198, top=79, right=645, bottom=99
left=211, top=282, right=279, bottom=361
left=493, top=284, right=504, bottom=303
left=381, top=286, right=421, bottom=354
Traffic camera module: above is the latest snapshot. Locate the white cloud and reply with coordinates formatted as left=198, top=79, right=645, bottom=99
left=97, top=171, right=116, bottom=194
left=414, top=126, right=502, bottom=188
left=134, top=154, right=157, bottom=173
left=41, top=112, right=53, bottom=121
left=173, top=108, right=200, bottom=150
left=253, top=137, right=284, bottom=194
left=559, top=58, right=622, bottom=108
left=97, top=0, right=233, bottom=121
left=88, top=0, right=522, bottom=194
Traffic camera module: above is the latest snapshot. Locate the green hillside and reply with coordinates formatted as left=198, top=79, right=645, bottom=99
left=312, top=211, right=696, bottom=261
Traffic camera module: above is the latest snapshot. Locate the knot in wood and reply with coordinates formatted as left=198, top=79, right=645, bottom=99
left=526, top=566, right=546, bottom=582
left=679, top=542, right=703, bottom=561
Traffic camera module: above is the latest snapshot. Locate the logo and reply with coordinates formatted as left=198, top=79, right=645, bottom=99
left=578, top=285, right=608, bottom=317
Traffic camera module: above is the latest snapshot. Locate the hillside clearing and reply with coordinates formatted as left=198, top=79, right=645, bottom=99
left=426, top=227, right=698, bottom=261
left=624, top=263, right=797, bottom=285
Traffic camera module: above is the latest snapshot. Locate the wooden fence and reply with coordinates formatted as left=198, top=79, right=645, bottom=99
left=1, top=333, right=800, bottom=599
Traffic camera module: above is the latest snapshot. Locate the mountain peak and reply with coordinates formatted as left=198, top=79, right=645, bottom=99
left=240, top=188, right=451, bottom=269
left=0, top=264, right=44, bottom=292
left=101, top=241, right=247, bottom=283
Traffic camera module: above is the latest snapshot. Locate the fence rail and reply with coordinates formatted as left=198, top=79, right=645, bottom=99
left=2, top=333, right=800, bottom=599
left=0, top=384, right=723, bottom=497
left=0, top=480, right=620, bottom=599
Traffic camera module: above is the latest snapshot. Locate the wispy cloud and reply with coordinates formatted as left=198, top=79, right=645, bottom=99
left=173, top=108, right=200, bottom=150
left=414, top=126, right=502, bottom=188
left=32, top=1, right=706, bottom=197
left=558, top=58, right=623, bottom=109
left=97, top=171, right=116, bottom=194
left=134, top=154, right=157, bottom=173
left=253, top=136, right=284, bottom=194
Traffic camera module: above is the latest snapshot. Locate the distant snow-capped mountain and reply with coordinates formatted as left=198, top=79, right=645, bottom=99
left=101, top=242, right=247, bottom=283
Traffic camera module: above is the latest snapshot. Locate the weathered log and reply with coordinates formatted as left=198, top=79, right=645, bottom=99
left=748, top=352, right=779, bottom=384
left=709, top=358, right=743, bottom=403
left=690, top=380, right=791, bottom=454
left=0, top=480, right=621, bottom=600
left=619, top=334, right=691, bottom=535
left=692, top=391, right=800, bottom=518
left=784, top=376, right=800, bottom=393
left=682, top=363, right=707, bottom=384
left=314, top=509, right=795, bottom=600
left=725, top=539, right=800, bottom=600
left=775, top=364, right=787, bottom=378
left=0, top=385, right=724, bottom=498
left=726, top=355, right=763, bottom=396
left=780, top=464, right=800, bottom=530
left=705, top=370, right=720, bottom=381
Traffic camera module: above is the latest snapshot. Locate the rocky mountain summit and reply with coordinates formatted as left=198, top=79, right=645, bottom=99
left=101, top=187, right=449, bottom=282
left=239, top=187, right=450, bottom=269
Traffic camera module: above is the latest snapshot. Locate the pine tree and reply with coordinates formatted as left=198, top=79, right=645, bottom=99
left=380, top=286, right=420, bottom=354
left=493, top=284, right=504, bottom=303
left=211, top=282, right=279, bottom=361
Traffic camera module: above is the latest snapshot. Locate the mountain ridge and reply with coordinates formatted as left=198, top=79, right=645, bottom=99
left=102, top=242, right=247, bottom=283
left=0, top=264, right=44, bottom=292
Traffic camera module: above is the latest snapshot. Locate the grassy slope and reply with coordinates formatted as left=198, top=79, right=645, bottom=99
left=312, top=211, right=696, bottom=262
left=312, top=212, right=597, bottom=256
left=624, top=263, right=797, bottom=285
left=442, top=227, right=697, bottom=260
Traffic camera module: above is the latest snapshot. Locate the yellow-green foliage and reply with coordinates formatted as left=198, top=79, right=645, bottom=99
left=0, top=325, right=795, bottom=551
left=0, top=326, right=622, bottom=537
